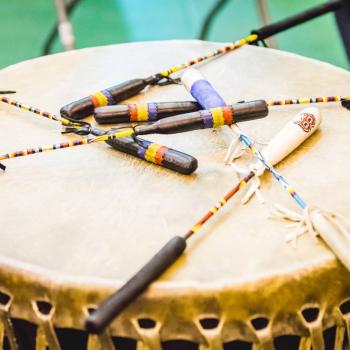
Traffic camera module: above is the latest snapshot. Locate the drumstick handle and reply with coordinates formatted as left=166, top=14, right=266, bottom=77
left=85, top=236, right=187, bottom=334
left=60, top=75, right=161, bottom=120
left=252, top=0, right=343, bottom=40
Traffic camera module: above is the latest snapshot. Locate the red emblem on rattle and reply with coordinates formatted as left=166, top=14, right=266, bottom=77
left=294, top=113, right=316, bottom=133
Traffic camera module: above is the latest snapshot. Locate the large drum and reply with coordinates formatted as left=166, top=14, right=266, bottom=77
left=0, top=41, right=350, bottom=350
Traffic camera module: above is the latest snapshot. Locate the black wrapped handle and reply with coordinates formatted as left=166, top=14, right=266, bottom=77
left=60, top=75, right=161, bottom=120
left=94, top=101, right=201, bottom=124
left=252, top=0, right=343, bottom=40
left=85, top=236, right=187, bottom=334
left=135, top=100, right=268, bottom=135
left=91, top=128, right=198, bottom=175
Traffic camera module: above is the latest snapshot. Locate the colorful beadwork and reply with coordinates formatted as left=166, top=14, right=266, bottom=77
left=128, top=103, right=158, bottom=122
left=184, top=127, right=309, bottom=240
left=160, top=34, right=258, bottom=77
left=0, top=139, right=88, bottom=161
left=184, top=171, right=255, bottom=239
left=0, top=128, right=134, bottom=168
left=137, top=140, right=168, bottom=165
left=0, top=96, right=71, bottom=125
left=90, top=89, right=115, bottom=108
left=201, top=106, right=234, bottom=128
left=238, top=133, right=307, bottom=209
left=267, top=95, right=350, bottom=107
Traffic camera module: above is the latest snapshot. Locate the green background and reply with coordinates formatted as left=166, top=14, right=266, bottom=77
left=0, top=0, right=348, bottom=69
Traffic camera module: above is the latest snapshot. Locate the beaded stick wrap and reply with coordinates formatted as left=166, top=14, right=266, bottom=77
left=0, top=129, right=133, bottom=169
left=129, top=103, right=158, bottom=122
left=0, top=96, right=74, bottom=126
left=136, top=140, right=168, bottom=165
left=89, top=89, right=116, bottom=108
left=160, top=34, right=258, bottom=77
left=235, top=129, right=307, bottom=209
left=200, top=106, right=234, bottom=128
left=267, top=95, right=350, bottom=107
left=86, top=35, right=258, bottom=109
left=184, top=171, right=255, bottom=240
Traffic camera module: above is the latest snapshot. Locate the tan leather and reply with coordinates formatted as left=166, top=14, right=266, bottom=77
left=0, top=41, right=350, bottom=347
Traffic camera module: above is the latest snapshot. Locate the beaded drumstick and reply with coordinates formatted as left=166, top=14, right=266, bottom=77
left=61, top=0, right=343, bottom=120
left=93, top=95, right=350, bottom=124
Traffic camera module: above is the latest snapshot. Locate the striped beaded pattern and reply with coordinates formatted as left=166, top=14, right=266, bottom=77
left=0, top=96, right=71, bottom=125
left=184, top=171, right=255, bottom=239
left=0, top=139, right=89, bottom=161
left=89, top=89, right=115, bottom=108
left=160, top=34, right=258, bottom=77
left=200, top=106, right=234, bottom=128
left=0, top=129, right=134, bottom=165
left=239, top=133, right=307, bottom=209
left=267, top=95, right=349, bottom=107
left=137, top=140, right=168, bottom=165
left=129, top=103, right=158, bottom=122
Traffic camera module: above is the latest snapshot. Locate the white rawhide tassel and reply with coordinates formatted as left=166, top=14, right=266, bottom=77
left=231, top=107, right=322, bottom=203
left=271, top=205, right=350, bottom=271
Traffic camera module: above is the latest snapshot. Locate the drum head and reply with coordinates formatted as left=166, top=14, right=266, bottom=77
left=0, top=41, right=350, bottom=345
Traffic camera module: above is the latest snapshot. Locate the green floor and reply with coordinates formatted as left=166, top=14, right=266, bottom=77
left=0, top=0, right=348, bottom=70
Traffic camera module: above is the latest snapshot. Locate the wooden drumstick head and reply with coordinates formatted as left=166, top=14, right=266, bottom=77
left=253, top=107, right=322, bottom=175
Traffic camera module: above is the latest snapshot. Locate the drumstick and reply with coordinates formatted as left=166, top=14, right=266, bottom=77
left=0, top=96, right=198, bottom=174
left=85, top=109, right=321, bottom=334
left=60, top=0, right=343, bottom=119
left=132, top=100, right=268, bottom=135
left=93, top=95, right=350, bottom=124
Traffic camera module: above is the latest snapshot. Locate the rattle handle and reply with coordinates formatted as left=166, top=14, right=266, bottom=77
left=85, top=236, right=187, bottom=334
left=252, top=0, right=343, bottom=40
left=60, top=78, right=152, bottom=120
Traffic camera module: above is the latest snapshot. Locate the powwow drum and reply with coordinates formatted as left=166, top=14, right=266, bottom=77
left=1, top=41, right=350, bottom=350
